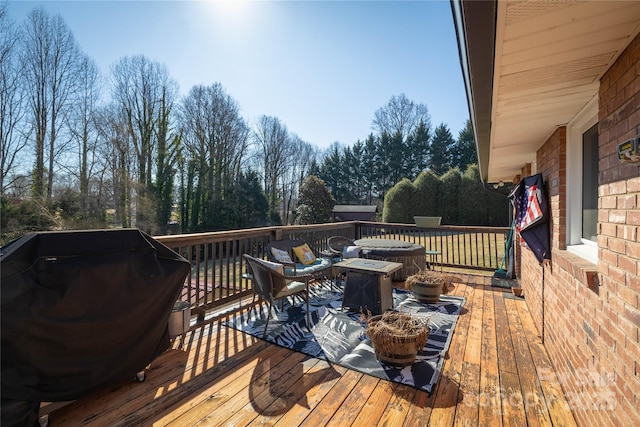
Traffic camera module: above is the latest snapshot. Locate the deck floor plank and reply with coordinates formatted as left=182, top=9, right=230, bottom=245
left=513, top=296, right=578, bottom=427
left=299, top=368, right=364, bottom=426
left=247, top=358, right=340, bottom=427
left=505, top=298, right=553, bottom=427
left=478, top=285, right=504, bottom=427
left=42, top=274, right=578, bottom=427
left=271, top=364, right=349, bottom=427
left=376, top=384, right=417, bottom=427
left=200, top=353, right=318, bottom=426
left=428, top=277, right=476, bottom=426
left=188, top=349, right=308, bottom=426
left=454, top=279, right=485, bottom=427
left=122, top=327, right=278, bottom=426
left=350, top=381, right=397, bottom=427
left=154, top=339, right=282, bottom=426
left=328, top=374, right=380, bottom=426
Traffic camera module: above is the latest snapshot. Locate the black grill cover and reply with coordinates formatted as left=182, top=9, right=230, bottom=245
left=1, top=229, right=189, bottom=407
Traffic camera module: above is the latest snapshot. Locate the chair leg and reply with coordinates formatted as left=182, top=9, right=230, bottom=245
left=263, top=301, right=273, bottom=338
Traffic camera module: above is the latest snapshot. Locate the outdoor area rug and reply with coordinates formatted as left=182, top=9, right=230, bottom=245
left=225, top=280, right=466, bottom=394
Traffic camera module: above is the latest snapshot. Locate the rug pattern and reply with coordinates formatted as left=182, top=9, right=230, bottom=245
left=226, top=281, right=465, bottom=393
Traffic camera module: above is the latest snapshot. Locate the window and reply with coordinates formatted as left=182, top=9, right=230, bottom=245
left=582, top=123, right=598, bottom=242
left=567, top=96, right=598, bottom=264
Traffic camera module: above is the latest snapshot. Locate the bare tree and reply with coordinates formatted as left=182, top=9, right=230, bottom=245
left=253, top=115, right=292, bottom=224
left=180, top=83, right=249, bottom=231
left=110, top=55, right=178, bottom=232
left=0, top=3, right=28, bottom=194
left=95, top=103, right=133, bottom=228
left=21, top=7, right=81, bottom=202
left=64, top=54, right=102, bottom=223
left=281, top=134, right=318, bottom=224
left=372, top=93, right=430, bottom=141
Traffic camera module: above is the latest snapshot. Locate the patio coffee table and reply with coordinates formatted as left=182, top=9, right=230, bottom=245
left=334, top=258, right=403, bottom=315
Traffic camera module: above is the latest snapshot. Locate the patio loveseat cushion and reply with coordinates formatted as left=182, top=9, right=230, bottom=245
left=266, top=239, right=332, bottom=281
left=283, top=256, right=331, bottom=277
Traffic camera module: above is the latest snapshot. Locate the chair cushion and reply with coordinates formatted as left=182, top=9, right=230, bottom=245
left=342, top=245, right=362, bottom=259
left=293, top=243, right=317, bottom=265
left=271, top=247, right=293, bottom=264
left=274, top=280, right=307, bottom=298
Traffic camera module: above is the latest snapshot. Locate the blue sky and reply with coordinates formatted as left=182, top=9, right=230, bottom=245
left=6, top=0, right=469, bottom=150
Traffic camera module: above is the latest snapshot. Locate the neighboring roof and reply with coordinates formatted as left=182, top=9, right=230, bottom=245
left=452, top=0, right=640, bottom=183
left=332, top=205, right=377, bottom=213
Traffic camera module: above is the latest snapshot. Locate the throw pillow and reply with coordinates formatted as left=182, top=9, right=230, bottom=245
left=271, top=247, right=293, bottom=264
left=342, top=245, right=362, bottom=259
left=258, top=258, right=284, bottom=274
left=293, top=243, right=317, bottom=265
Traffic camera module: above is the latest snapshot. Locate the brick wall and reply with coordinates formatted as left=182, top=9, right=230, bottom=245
left=519, top=34, right=640, bottom=427
left=520, top=127, right=566, bottom=335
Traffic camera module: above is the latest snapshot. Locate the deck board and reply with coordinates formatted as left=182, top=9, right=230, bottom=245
left=478, top=284, right=503, bottom=427
left=43, top=274, right=578, bottom=426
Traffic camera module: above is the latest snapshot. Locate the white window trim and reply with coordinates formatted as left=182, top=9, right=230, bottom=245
left=566, top=95, right=598, bottom=265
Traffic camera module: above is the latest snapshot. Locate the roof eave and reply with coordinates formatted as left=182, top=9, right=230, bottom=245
left=451, top=0, right=496, bottom=184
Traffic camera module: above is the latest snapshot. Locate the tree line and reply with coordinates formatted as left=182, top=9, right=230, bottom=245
left=311, top=115, right=475, bottom=206
left=1, top=5, right=479, bottom=245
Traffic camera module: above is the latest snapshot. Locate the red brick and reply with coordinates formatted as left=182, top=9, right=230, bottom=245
left=608, top=238, right=626, bottom=254
left=619, top=225, right=638, bottom=242
left=628, top=272, right=640, bottom=295
left=618, top=194, right=637, bottom=209
left=623, top=304, right=640, bottom=327
left=599, top=327, right=616, bottom=350
left=619, top=254, right=638, bottom=275
left=601, top=195, right=617, bottom=209
left=600, top=250, right=618, bottom=266
left=619, top=285, right=639, bottom=307
left=600, top=223, right=617, bottom=237
left=627, top=177, right=640, bottom=192
left=609, top=181, right=627, bottom=195
left=628, top=211, right=640, bottom=226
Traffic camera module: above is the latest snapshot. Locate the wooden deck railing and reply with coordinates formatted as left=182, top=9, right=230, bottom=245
left=155, top=221, right=509, bottom=325
left=358, top=222, right=510, bottom=271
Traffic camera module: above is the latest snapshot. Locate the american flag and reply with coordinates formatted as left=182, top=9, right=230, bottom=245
left=519, top=184, right=543, bottom=230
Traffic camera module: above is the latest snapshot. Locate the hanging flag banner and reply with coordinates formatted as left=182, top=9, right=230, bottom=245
left=509, top=173, right=551, bottom=263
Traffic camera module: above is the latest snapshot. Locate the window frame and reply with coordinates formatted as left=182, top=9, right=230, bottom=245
left=566, top=96, right=598, bottom=264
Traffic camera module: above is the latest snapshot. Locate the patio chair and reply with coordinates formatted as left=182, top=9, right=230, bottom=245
left=243, top=254, right=312, bottom=337
left=326, top=236, right=359, bottom=261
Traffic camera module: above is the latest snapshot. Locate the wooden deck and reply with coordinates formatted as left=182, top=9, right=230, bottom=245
left=42, top=274, right=577, bottom=426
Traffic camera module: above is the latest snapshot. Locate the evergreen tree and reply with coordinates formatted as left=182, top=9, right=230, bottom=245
left=388, top=130, right=406, bottom=186
left=382, top=178, right=414, bottom=223
left=376, top=132, right=394, bottom=196
left=318, top=143, right=343, bottom=201
left=458, top=164, right=487, bottom=225
left=349, top=141, right=366, bottom=203
left=224, top=170, right=269, bottom=229
left=294, top=175, right=335, bottom=225
left=437, top=168, right=461, bottom=224
left=451, top=119, right=476, bottom=170
left=429, top=123, right=454, bottom=175
left=406, top=120, right=431, bottom=178
left=362, top=134, right=379, bottom=203
left=341, top=145, right=357, bottom=204
left=413, top=170, right=439, bottom=217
